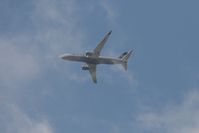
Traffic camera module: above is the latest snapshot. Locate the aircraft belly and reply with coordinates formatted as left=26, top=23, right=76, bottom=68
left=86, top=57, right=121, bottom=64
left=62, top=55, right=98, bottom=64
left=97, top=58, right=121, bottom=64
left=62, top=55, right=86, bottom=62
left=62, top=55, right=121, bottom=65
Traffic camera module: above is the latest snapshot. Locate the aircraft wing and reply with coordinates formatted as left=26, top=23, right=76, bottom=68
left=88, top=64, right=97, bottom=83
left=93, top=30, right=112, bottom=57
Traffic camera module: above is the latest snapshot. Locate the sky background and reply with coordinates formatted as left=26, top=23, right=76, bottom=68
left=0, top=0, right=199, bottom=133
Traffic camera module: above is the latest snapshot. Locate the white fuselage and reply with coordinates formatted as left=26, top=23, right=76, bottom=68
left=60, top=54, right=123, bottom=65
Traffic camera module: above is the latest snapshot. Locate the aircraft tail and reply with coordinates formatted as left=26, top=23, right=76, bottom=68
left=119, top=50, right=133, bottom=71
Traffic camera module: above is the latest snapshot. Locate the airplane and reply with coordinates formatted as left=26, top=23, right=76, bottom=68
left=59, top=31, right=133, bottom=83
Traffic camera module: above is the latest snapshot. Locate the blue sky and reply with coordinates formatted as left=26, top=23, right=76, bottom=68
left=0, top=0, right=199, bottom=133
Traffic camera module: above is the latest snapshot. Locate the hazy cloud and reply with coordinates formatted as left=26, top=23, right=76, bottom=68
left=0, top=104, right=53, bottom=133
left=100, top=0, right=118, bottom=23
left=0, top=0, right=85, bottom=132
left=0, top=37, right=40, bottom=88
left=31, top=0, right=85, bottom=54
left=0, top=0, right=86, bottom=88
left=136, top=89, right=199, bottom=133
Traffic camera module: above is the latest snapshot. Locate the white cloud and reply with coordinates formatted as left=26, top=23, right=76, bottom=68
left=31, top=0, right=85, bottom=54
left=99, top=0, right=118, bottom=23
left=114, top=66, right=138, bottom=88
left=0, top=37, right=40, bottom=88
left=0, top=104, right=53, bottom=133
left=136, top=89, right=199, bottom=133
left=0, top=0, right=86, bottom=88
left=0, top=0, right=85, bottom=132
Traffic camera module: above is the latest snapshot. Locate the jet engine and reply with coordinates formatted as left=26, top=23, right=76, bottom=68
left=85, top=52, right=94, bottom=57
left=82, top=64, right=89, bottom=70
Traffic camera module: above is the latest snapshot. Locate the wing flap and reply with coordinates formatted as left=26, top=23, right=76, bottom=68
left=88, top=64, right=97, bottom=83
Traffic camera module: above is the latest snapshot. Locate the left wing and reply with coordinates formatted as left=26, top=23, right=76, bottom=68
left=93, top=30, right=112, bottom=57
left=88, top=64, right=97, bottom=83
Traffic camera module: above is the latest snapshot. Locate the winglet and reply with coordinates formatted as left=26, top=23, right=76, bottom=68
left=108, top=30, right=112, bottom=35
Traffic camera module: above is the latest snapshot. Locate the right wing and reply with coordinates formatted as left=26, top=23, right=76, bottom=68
left=88, top=64, right=97, bottom=83
left=93, top=30, right=112, bottom=57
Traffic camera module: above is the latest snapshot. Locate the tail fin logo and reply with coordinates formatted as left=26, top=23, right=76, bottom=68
left=120, top=50, right=133, bottom=70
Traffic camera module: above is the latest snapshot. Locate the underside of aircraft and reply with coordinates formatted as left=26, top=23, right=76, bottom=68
left=59, top=31, right=133, bottom=83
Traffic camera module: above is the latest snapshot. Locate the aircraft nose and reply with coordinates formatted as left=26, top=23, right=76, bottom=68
left=58, top=54, right=66, bottom=59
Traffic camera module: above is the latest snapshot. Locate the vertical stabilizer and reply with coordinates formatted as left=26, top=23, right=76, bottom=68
left=121, top=50, right=133, bottom=70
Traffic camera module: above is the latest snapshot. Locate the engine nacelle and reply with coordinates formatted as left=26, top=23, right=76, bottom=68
left=82, top=64, right=89, bottom=70
left=85, top=52, right=94, bottom=57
